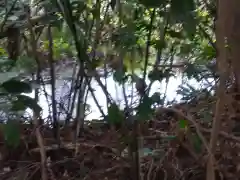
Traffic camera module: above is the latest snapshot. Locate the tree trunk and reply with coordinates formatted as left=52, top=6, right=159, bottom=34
left=207, top=1, right=240, bottom=180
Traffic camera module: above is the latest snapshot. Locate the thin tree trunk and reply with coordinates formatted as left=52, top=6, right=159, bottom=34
left=47, top=26, right=60, bottom=145
left=206, top=0, right=240, bottom=179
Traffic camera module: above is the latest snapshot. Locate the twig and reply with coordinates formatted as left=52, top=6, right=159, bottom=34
left=159, top=107, right=211, bottom=153
left=47, top=25, right=60, bottom=145
left=143, top=9, right=156, bottom=81
left=87, top=81, right=106, bottom=118
left=147, top=159, right=154, bottom=180
left=146, top=9, right=169, bottom=95
left=206, top=0, right=228, bottom=179
left=0, top=0, right=18, bottom=32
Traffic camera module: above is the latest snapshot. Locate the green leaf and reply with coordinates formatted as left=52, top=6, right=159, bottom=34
left=179, top=119, right=188, bottom=129
left=11, top=99, right=27, bottom=112
left=0, top=47, right=7, bottom=55
left=136, top=95, right=154, bottom=121
left=171, top=0, right=195, bottom=19
left=167, top=30, right=183, bottom=39
left=191, top=133, right=202, bottom=153
left=153, top=39, right=166, bottom=50
left=138, top=0, right=167, bottom=8
left=148, top=69, right=164, bottom=82
left=170, top=0, right=196, bottom=36
left=148, top=69, right=174, bottom=82
left=2, top=120, right=20, bottom=148
left=180, top=43, right=193, bottom=55
left=184, top=63, right=201, bottom=81
left=150, top=92, right=162, bottom=104
left=202, top=44, right=216, bottom=60
left=12, top=95, right=42, bottom=114
left=183, top=16, right=197, bottom=38
left=1, top=79, right=32, bottom=94
left=107, top=103, right=124, bottom=125
left=113, top=66, right=127, bottom=84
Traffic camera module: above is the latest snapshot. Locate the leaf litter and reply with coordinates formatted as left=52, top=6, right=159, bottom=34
left=0, top=94, right=238, bottom=180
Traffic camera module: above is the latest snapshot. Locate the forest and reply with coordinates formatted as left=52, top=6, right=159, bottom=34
left=0, top=0, right=239, bottom=180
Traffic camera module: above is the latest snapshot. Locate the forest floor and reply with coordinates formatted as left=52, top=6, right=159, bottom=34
left=0, top=96, right=239, bottom=180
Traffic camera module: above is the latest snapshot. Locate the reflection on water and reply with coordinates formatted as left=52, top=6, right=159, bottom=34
left=25, top=75, right=198, bottom=120
left=20, top=59, right=209, bottom=121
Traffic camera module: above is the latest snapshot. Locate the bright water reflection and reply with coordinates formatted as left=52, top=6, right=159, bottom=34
left=25, top=75, right=201, bottom=120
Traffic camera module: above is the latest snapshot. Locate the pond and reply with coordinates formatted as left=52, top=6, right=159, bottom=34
left=25, top=73, right=200, bottom=120
left=0, top=60, right=209, bottom=121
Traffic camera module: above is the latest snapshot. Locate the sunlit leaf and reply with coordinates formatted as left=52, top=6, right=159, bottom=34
left=179, top=119, right=188, bottom=129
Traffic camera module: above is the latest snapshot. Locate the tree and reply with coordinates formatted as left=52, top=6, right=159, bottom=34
left=207, top=0, right=240, bottom=180
left=1, top=0, right=238, bottom=180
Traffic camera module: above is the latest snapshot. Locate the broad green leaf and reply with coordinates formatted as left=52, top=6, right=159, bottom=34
left=107, top=103, right=124, bottom=125
left=2, top=120, right=20, bottom=148
left=170, top=0, right=196, bottom=36
left=191, top=133, right=202, bottom=153
left=113, top=66, right=127, bottom=84
left=113, top=71, right=125, bottom=84
left=148, top=68, right=174, bottom=82
left=123, top=53, right=142, bottom=71
left=153, top=39, right=166, bottom=50
left=171, top=0, right=195, bottom=20
left=167, top=30, right=183, bottom=39
left=150, top=92, right=162, bottom=104
left=136, top=95, right=154, bottom=121
left=12, top=95, right=42, bottom=114
left=179, top=119, right=188, bottom=129
left=0, top=47, right=7, bottom=55
left=11, top=99, right=27, bottom=112
left=183, top=15, right=197, bottom=38
left=148, top=69, right=164, bottom=82
left=180, top=43, right=193, bottom=55
left=202, top=44, right=216, bottom=60
left=1, top=79, right=32, bottom=94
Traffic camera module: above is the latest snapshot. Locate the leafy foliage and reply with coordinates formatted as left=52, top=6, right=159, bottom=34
left=1, top=120, right=20, bottom=147
left=0, top=79, right=32, bottom=94
left=12, top=95, right=42, bottom=114
left=136, top=95, right=154, bottom=121
left=106, top=103, right=125, bottom=125
left=0, top=0, right=226, bottom=179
